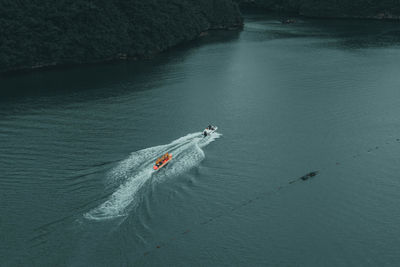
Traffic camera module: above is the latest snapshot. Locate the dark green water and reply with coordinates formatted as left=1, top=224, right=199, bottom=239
left=1, top=14, right=400, bottom=266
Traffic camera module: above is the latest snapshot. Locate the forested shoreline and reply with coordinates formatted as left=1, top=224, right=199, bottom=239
left=0, top=0, right=242, bottom=73
left=237, top=0, right=400, bottom=20
left=2, top=0, right=400, bottom=74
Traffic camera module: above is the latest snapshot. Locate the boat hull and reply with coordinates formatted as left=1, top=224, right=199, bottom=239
left=203, top=126, right=218, bottom=136
left=153, top=155, right=172, bottom=171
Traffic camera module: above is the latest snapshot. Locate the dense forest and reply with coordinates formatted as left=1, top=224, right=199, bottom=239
left=0, top=0, right=242, bottom=73
left=238, top=0, right=400, bottom=19
left=2, top=0, right=400, bottom=73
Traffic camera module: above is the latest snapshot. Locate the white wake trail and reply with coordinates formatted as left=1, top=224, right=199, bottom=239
left=84, top=132, right=221, bottom=221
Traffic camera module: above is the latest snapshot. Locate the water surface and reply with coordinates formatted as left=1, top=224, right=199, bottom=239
left=1, top=14, right=400, bottom=266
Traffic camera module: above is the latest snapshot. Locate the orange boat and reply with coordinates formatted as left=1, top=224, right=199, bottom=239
left=153, top=153, right=172, bottom=171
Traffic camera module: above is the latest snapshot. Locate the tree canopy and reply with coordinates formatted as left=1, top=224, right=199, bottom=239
left=0, top=0, right=242, bottom=73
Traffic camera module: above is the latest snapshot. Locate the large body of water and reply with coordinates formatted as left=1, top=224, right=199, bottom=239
left=1, top=14, right=400, bottom=266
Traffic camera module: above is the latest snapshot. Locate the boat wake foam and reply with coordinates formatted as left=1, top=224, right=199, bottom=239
left=84, top=132, right=221, bottom=221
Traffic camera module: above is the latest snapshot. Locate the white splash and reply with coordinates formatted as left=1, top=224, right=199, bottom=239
left=84, top=132, right=221, bottom=220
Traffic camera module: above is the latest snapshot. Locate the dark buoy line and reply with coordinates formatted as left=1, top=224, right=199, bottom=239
left=136, top=136, right=400, bottom=261
left=289, top=171, right=320, bottom=184
left=136, top=170, right=321, bottom=262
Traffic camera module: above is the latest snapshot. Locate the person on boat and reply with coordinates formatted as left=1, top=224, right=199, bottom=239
left=208, top=125, right=212, bottom=130
left=203, top=131, right=207, bottom=137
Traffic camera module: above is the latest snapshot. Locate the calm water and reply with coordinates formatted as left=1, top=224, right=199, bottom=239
left=1, top=14, right=400, bottom=266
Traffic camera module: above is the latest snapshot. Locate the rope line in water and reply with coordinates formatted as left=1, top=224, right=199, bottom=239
left=138, top=171, right=319, bottom=259
left=136, top=137, right=400, bottom=261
